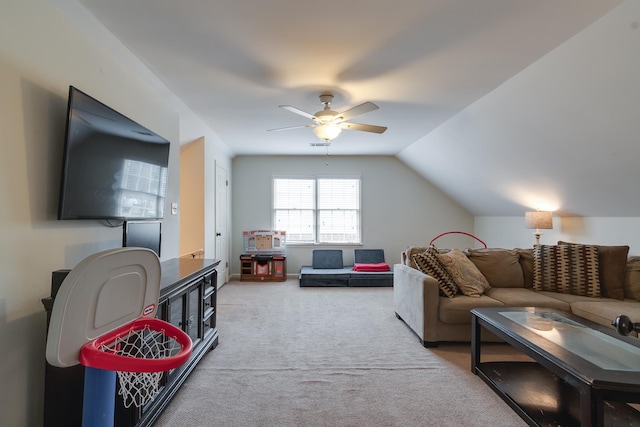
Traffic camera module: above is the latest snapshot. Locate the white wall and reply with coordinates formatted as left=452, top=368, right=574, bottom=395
left=398, top=1, right=640, bottom=218
left=232, top=155, right=475, bottom=275
left=475, top=216, right=640, bottom=254
left=0, top=1, right=230, bottom=425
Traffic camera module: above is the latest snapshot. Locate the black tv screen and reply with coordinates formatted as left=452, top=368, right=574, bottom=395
left=58, top=86, right=170, bottom=220
left=123, top=221, right=161, bottom=257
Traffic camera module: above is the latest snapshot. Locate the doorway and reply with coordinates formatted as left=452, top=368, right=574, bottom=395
left=215, top=162, right=229, bottom=286
left=179, top=137, right=204, bottom=258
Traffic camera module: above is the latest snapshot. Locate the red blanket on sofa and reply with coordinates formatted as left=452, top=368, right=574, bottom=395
left=352, top=262, right=391, bottom=272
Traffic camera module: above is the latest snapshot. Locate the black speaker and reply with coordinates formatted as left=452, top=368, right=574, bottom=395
left=51, top=269, right=71, bottom=298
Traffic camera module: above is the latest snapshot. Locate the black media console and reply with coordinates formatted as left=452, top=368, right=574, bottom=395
left=42, top=257, right=220, bottom=427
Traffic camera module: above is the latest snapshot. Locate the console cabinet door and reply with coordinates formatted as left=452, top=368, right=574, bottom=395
left=203, top=272, right=217, bottom=339
left=168, top=293, right=186, bottom=331
left=188, top=284, right=202, bottom=342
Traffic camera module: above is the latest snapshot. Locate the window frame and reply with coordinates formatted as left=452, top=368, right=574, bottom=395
left=272, top=175, right=362, bottom=245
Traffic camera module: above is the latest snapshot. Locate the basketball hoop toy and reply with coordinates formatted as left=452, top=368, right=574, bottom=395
left=80, top=317, right=192, bottom=408
left=45, top=248, right=193, bottom=427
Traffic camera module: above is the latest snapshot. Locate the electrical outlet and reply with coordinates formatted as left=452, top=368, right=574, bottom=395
left=171, top=202, right=178, bottom=215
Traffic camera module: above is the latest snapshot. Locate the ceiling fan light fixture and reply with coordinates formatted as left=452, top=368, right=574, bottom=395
left=313, top=123, right=342, bottom=141
left=271, top=93, right=386, bottom=140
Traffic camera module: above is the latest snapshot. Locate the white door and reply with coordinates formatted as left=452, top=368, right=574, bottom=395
left=215, top=162, right=228, bottom=287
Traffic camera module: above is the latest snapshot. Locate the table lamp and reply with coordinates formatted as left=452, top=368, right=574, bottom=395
left=525, top=210, right=553, bottom=245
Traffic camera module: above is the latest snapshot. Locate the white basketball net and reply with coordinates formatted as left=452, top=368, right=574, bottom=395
left=116, top=371, right=164, bottom=408
left=101, top=325, right=182, bottom=408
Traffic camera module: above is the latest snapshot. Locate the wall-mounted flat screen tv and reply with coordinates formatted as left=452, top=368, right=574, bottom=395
left=123, top=221, right=161, bottom=257
left=58, top=86, right=170, bottom=220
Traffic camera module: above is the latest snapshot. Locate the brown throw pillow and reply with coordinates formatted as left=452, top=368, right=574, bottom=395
left=533, top=244, right=601, bottom=297
left=403, top=246, right=428, bottom=268
left=515, top=248, right=535, bottom=288
left=437, top=249, right=491, bottom=297
left=625, top=257, right=640, bottom=301
left=558, top=241, right=628, bottom=300
left=412, top=246, right=459, bottom=298
left=468, top=248, right=524, bottom=288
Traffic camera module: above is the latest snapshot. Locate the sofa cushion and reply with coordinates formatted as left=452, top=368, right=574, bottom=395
left=570, top=300, right=640, bottom=331
left=412, top=247, right=459, bottom=298
left=468, top=248, right=524, bottom=288
left=348, top=272, right=393, bottom=287
left=625, top=257, right=640, bottom=301
left=533, top=244, right=601, bottom=297
left=437, top=249, right=491, bottom=297
left=515, top=248, right=535, bottom=288
left=558, top=241, right=629, bottom=300
left=354, top=249, right=386, bottom=264
left=485, top=288, right=571, bottom=311
left=536, top=290, right=611, bottom=305
left=438, top=294, right=504, bottom=324
left=299, top=266, right=350, bottom=287
left=312, top=249, right=344, bottom=269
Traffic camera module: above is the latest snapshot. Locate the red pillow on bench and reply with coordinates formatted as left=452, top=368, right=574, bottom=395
left=352, top=263, right=391, bottom=272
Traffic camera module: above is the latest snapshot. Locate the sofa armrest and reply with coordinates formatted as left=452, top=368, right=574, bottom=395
left=393, top=264, right=441, bottom=345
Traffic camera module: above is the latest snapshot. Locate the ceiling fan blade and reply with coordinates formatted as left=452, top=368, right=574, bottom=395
left=279, top=105, right=316, bottom=120
left=267, top=124, right=314, bottom=132
left=335, top=102, right=379, bottom=122
left=339, top=122, right=387, bottom=134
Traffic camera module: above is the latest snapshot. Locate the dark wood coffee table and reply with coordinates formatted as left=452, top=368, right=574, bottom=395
left=471, top=307, right=640, bottom=427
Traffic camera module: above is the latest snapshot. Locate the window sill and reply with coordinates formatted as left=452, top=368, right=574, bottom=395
left=286, top=242, right=364, bottom=248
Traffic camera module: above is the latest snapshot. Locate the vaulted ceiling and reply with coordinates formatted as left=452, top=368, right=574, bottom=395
left=66, top=0, right=638, bottom=216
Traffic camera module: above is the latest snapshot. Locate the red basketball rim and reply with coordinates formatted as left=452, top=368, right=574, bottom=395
left=79, top=317, right=193, bottom=372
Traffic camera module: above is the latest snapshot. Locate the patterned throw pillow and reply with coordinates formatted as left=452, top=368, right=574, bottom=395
left=412, top=246, right=459, bottom=298
left=437, top=249, right=491, bottom=297
left=533, top=244, right=601, bottom=297
left=558, top=241, right=628, bottom=300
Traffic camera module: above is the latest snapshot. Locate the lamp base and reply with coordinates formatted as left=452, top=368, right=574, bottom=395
left=534, top=230, right=542, bottom=246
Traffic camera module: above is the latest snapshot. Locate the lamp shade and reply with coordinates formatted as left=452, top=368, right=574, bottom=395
left=525, top=211, right=553, bottom=230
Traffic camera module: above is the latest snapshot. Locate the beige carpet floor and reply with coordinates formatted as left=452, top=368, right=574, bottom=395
left=153, top=279, right=527, bottom=426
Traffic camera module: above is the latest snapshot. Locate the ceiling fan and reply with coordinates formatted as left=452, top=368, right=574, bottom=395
left=268, top=94, right=387, bottom=142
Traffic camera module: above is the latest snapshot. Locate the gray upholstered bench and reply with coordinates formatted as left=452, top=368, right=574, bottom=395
left=299, top=249, right=393, bottom=287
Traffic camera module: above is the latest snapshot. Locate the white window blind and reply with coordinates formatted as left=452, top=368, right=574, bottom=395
left=317, top=178, right=360, bottom=244
left=273, top=178, right=315, bottom=242
left=273, top=177, right=361, bottom=244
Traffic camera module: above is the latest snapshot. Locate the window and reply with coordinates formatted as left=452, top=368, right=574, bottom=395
left=273, top=177, right=361, bottom=244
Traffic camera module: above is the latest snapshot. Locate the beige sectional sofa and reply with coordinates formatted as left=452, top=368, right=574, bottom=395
left=393, top=244, right=640, bottom=347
